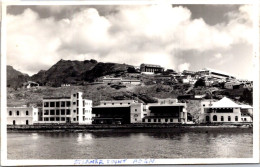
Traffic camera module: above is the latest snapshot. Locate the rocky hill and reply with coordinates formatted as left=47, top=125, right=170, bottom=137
left=7, top=59, right=134, bottom=87
left=7, top=65, right=29, bottom=89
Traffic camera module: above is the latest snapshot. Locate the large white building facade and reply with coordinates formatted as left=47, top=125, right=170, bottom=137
left=40, top=91, right=92, bottom=124
left=92, top=98, right=187, bottom=124
left=7, top=106, right=39, bottom=125
left=200, top=97, right=253, bottom=123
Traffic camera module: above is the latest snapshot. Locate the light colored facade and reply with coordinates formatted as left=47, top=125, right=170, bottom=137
left=200, top=97, right=253, bottom=123
left=197, top=68, right=235, bottom=79
left=121, top=79, right=141, bottom=85
left=41, top=91, right=92, bottom=124
left=103, top=77, right=122, bottom=83
left=224, top=82, right=241, bottom=89
left=7, top=106, right=38, bottom=125
left=140, top=64, right=164, bottom=73
left=142, top=98, right=187, bottom=124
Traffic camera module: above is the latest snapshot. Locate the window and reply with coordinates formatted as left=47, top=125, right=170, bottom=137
left=77, top=116, right=79, bottom=121
left=148, top=119, right=151, bottom=122
left=56, top=117, right=60, bottom=121
left=44, top=110, right=49, bottom=115
left=56, top=102, right=60, bottom=107
left=135, top=109, right=137, bottom=112
left=120, top=103, right=122, bottom=105
left=44, top=102, right=49, bottom=107
left=61, top=109, right=65, bottom=115
left=50, top=110, right=55, bottom=115
left=77, top=108, right=79, bottom=114
left=213, top=115, right=217, bottom=121
left=9, top=111, right=12, bottom=116
left=26, top=120, right=29, bottom=125
left=50, top=117, right=55, bottom=121
left=77, top=93, right=79, bottom=98
left=203, top=104, right=205, bottom=107
left=154, top=119, right=157, bottom=122
left=56, top=110, right=60, bottom=115
left=73, top=102, right=76, bottom=105
left=128, top=103, right=130, bottom=105
left=61, top=117, right=65, bottom=121
left=16, top=111, right=19, bottom=116
left=228, top=116, right=231, bottom=121
left=104, top=103, right=106, bottom=105
left=112, top=103, right=114, bottom=105
left=135, top=118, right=137, bottom=121
left=235, top=116, right=238, bottom=121
left=158, top=119, right=161, bottom=122
left=66, top=101, right=71, bottom=107
left=144, top=114, right=147, bottom=116
left=26, top=111, right=29, bottom=115
left=61, top=101, right=65, bottom=107
left=142, top=119, right=145, bottom=122
left=83, top=116, right=85, bottom=121
left=244, top=118, right=247, bottom=121
left=66, top=109, right=70, bottom=115
left=73, top=94, right=76, bottom=97
left=77, top=100, right=79, bottom=106
left=44, top=117, right=49, bottom=121
left=74, top=110, right=76, bottom=113
left=170, top=119, right=173, bottom=122
left=50, top=102, right=55, bottom=107
left=73, top=118, right=76, bottom=121
left=165, top=119, right=168, bottom=122
left=221, top=116, right=224, bottom=121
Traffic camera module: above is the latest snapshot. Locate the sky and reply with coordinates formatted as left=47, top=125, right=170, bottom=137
left=6, top=4, right=255, bottom=80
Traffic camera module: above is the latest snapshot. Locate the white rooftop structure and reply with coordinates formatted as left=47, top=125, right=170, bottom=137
left=210, top=97, right=241, bottom=108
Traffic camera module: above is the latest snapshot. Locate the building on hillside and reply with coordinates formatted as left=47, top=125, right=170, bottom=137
left=103, top=77, right=122, bottom=83
left=61, top=84, right=71, bottom=87
left=197, top=68, right=235, bottom=79
left=200, top=97, right=253, bottom=123
left=121, top=79, right=141, bottom=85
left=224, top=81, right=241, bottom=89
left=142, top=98, right=187, bottom=124
left=7, top=106, right=39, bottom=125
left=140, top=64, right=164, bottom=74
left=40, top=91, right=92, bottom=124
left=92, top=100, right=143, bottom=124
left=23, top=81, right=39, bottom=89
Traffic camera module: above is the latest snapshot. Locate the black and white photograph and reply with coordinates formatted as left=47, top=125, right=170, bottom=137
left=1, top=0, right=259, bottom=166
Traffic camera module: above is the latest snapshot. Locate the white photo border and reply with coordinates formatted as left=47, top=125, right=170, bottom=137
left=1, top=0, right=259, bottom=166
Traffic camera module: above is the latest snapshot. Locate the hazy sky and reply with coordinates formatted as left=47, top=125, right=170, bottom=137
left=6, top=4, right=254, bottom=79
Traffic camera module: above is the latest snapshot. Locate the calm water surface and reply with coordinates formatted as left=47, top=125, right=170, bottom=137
left=7, top=131, right=253, bottom=159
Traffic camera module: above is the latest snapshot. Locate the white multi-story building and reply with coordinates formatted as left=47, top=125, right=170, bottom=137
left=41, top=91, right=92, bottom=124
left=7, top=106, right=39, bottom=125
left=142, top=98, right=187, bottom=124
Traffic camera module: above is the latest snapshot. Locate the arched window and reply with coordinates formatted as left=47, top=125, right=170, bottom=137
left=9, top=111, right=12, bottom=116
left=228, top=116, right=231, bottom=121
left=213, top=115, right=217, bottom=121
left=16, top=111, right=19, bottom=116
left=26, top=111, right=29, bottom=115
left=235, top=116, right=238, bottom=121
left=221, top=116, right=224, bottom=121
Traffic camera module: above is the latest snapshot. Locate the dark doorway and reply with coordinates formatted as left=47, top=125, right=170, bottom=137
left=206, top=116, right=210, bottom=122
left=13, top=120, right=16, bottom=125
left=213, top=115, right=217, bottom=121
left=26, top=120, right=29, bottom=125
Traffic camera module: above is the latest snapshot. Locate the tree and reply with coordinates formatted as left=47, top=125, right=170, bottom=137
left=194, top=79, right=205, bottom=88
left=240, top=89, right=253, bottom=105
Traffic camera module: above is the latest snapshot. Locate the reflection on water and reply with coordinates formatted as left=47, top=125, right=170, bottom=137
left=7, top=131, right=253, bottom=159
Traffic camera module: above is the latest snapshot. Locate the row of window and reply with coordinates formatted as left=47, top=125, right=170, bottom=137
left=9, top=110, right=30, bottom=116
left=103, top=102, right=131, bottom=105
left=44, top=101, right=71, bottom=107
left=43, top=109, right=91, bottom=115
left=43, top=117, right=91, bottom=121
left=208, top=115, right=238, bottom=122
left=142, top=118, right=175, bottom=123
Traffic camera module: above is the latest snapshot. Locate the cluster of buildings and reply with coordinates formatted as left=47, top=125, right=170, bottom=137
left=7, top=91, right=252, bottom=125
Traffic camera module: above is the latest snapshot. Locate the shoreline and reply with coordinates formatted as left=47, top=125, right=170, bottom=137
left=7, top=124, right=253, bottom=133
